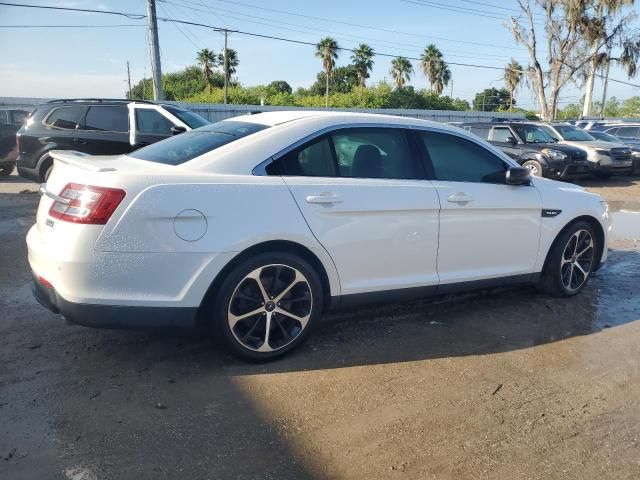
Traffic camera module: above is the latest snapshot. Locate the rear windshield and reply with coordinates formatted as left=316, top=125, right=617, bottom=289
left=164, top=106, right=209, bottom=129
left=129, top=120, right=269, bottom=165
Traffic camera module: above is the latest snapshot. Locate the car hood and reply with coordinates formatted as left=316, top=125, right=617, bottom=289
left=560, top=140, right=627, bottom=150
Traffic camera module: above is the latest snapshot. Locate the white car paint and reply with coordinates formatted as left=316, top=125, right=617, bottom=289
left=27, top=111, right=611, bottom=319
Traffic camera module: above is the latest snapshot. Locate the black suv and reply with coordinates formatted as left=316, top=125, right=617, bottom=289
left=459, top=122, right=589, bottom=179
left=16, top=99, right=209, bottom=182
left=0, top=108, right=30, bottom=176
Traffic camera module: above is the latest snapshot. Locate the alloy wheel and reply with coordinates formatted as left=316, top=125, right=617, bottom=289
left=560, top=229, right=594, bottom=292
left=525, top=163, right=540, bottom=176
left=227, top=264, right=313, bottom=352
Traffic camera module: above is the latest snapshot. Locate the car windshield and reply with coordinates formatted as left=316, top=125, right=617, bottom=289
left=129, top=120, right=269, bottom=165
left=589, top=131, right=620, bottom=143
left=164, top=106, right=209, bottom=129
left=553, top=125, right=595, bottom=141
left=512, top=125, right=556, bottom=143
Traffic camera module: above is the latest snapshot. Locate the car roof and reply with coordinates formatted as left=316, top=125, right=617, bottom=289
left=224, top=110, right=457, bottom=130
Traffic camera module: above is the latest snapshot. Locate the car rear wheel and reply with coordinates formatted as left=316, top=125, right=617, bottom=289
left=210, top=252, right=323, bottom=361
left=522, top=160, right=543, bottom=177
left=0, top=165, right=13, bottom=176
left=536, top=221, right=598, bottom=297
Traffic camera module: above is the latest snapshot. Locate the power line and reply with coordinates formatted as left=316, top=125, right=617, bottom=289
left=166, top=0, right=522, bottom=50
left=1, top=1, right=638, bottom=89
left=0, top=24, right=146, bottom=28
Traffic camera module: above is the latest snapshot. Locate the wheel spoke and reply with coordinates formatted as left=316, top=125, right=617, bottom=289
left=576, top=240, right=593, bottom=259
left=274, top=270, right=306, bottom=302
left=257, top=311, right=274, bottom=352
left=273, top=315, right=293, bottom=342
left=574, top=261, right=588, bottom=278
left=246, top=268, right=269, bottom=303
left=275, top=306, right=310, bottom=329
left=229, top=307, right=264, bottom=328
left=240, top=315, right=264, bottom=341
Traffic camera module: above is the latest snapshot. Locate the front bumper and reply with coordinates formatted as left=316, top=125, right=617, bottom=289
left=32, top=274, right=198, bottom=330
left=553, top=163, right=590, bottom=179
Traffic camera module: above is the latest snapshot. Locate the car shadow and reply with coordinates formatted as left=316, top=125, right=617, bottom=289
left=575, top=176, right=639, bottom=188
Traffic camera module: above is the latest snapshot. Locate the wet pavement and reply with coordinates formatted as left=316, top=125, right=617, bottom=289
left=1, top=173, right=640, bottom=479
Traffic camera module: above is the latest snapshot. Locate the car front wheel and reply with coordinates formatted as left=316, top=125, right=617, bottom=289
left=537, top=221, right=598, bottom=297
left=210, top=252, right=323, bottom=361
left=522, top=159, right=543, bottom=177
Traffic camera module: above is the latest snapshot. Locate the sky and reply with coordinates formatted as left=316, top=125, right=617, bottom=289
left=1, top=0, right=639, bottom=111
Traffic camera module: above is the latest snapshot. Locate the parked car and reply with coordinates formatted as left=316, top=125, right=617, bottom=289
left=0, top=108, right=30, bottom=176
left=16, top=99, right=209, bottom=182
left=460, top=122, right=589, bottom=179
left=29, top=111, right=610, bottom=361
left=588, top=130, right=640, bottom=175
left=536, top=123, right=633, bottom=178
left=597, top=123, right=640, bottom=143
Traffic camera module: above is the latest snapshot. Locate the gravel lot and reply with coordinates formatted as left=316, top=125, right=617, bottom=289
left=1, top=172, right=640, bottom=480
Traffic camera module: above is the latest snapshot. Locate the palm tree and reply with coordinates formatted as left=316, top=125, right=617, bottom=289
left=196, top=48, right=216, bottom=89
left=315, top=37, right=339, bottom=107
left=218, top=48, right=239, bottom=84
left=351, top=43, right=375, bottom=89
left=390, top=57, right=413, bottom=89
left=504, top=59, right=523, bottom=110
left=420, top=44, right=450, bottom=94
left=432, top=62, right=451, bottom=96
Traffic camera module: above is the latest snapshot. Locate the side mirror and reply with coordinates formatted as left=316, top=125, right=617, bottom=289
left=506, top=166, right=531, bottom=185
left=507, top=137, right=518, bottom=145
left=171, top=125, right=187, bottom=135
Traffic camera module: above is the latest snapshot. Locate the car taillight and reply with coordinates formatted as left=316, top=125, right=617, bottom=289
left=48, top=183, right=126, bottom=225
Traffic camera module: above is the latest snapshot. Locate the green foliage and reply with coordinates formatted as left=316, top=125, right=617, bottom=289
left=307, top=66, right=359, bottom=95
left=472, top=88, right=513, bottom=112
left=619, top=96, right=640, bottom=117
left=129, top=66, right=224, bottom=100
left=266, top=80, right=292, bottom=94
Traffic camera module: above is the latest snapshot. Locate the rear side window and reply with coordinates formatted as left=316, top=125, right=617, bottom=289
left=332, top=128, right=420, bottom=179
left=616, top=126, right=639, bottom=137
left=268, top=137, right=336, bottom=177
left=82, top=106, right=129, bottom=132
left=0, top=111, right=7, bottom=124
left=136, top=109, right=174, bottom=135
left=129, top=121, right=268, bottom=165
left=420, top=131, right=507, bottom=183
left=11, top=110, right=28, bottom=124
left=468, top=126, right=490, bottom=140
left=45, top=106, right=85, bottom=130
left=491, top=127, right=516, bottom=143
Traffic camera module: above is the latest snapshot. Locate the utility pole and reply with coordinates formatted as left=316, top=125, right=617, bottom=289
left=146, top=0, right=164, bottom=101
left=450, top=79, right=453, bottom=99
left=126, top=61, right=132, bottom=99
left=223, top=29, right=229, bottom=105
left=600, top=46, right=612, bottom=120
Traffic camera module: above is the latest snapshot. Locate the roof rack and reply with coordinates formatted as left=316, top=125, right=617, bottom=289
left=47, top=98, right=157, bottom=105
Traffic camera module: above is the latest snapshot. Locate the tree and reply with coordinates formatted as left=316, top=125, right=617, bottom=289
left=510, top=1, right=598, bottom=120
left=128, top=65, right=222, bottom=100
left=267, top=80, right=292, bottom=94
left=472, top=88, right=512, bottom=112
left=351, top=43, right=375, bottom=88
left=619, top=96, right=640, bottom=116
left=196, top=48, right=217, bottom=90
left=218, top=48, right=239, bottom=83
left=315, top=37, right=340, bottom=107
left=309, top=66, right=359, bottom=95
left=390, top=56, right=413, bottom=89
left=420, top=44, right=451, bottom=94
left=581, top=0, right=640, bottom=117
left=503, top=59, right=523, bottom=110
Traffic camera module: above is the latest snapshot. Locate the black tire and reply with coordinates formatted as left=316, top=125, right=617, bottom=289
left=0, top=166, right=13, bottom=177
left=536, top=221, right=599, bottom=297
left=522, top=159, right=543, bottom=177
left=209, top=251, right=323, bottom=362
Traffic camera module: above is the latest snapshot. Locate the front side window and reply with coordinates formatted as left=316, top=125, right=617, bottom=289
left=268, top=137, right=336, bottom=177
left=331, top=128, right=420, bottom=179
left=82, top=106, right=129, bottom=132
left=0, top=111, right=7, bottom=125
left=129, top=120, right=268, bottom=165
left=136, top=109, right=174, bottom=135
left=44, top=106, right=85, bottom=130
left=491, top=127, right=516, bottom=143
left=11, top=110, right=28, bottom=124
left=420, top=131, right=507, bottom=183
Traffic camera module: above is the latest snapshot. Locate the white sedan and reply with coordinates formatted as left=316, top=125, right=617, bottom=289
left=28, top=111, right=611, bottom=361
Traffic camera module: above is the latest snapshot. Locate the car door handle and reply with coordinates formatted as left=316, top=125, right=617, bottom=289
left=447, top=193, right=474, bottom=204
left=305, top=193, right=342, bottom=204
left=73, top=138, right=87, bottom=145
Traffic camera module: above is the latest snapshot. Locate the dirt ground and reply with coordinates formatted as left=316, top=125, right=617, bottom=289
left=1, top=173, right=640, bottom=480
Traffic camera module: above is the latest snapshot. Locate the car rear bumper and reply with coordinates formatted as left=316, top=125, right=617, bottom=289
left=32, top=274, right=199, bottom=330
